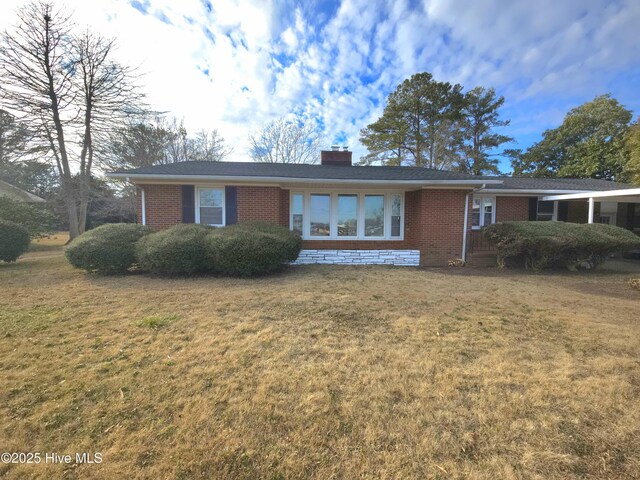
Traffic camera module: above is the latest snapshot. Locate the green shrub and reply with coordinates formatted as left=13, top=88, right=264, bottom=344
left=229, top=222, right=302, bottom=262
left=135, top=224, right=212, bottom=275
left=206, top=222, right=302, bottom=277
left=484, top=221, right=640, bottom=270
left=0, top=219, right=30, bottom=262
left=0, top=196, right=58, bottom=238
left=65, top=223, right=151, bottom=274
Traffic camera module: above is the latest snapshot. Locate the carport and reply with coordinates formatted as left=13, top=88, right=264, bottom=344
left=543, top=188, right=640, bottom=231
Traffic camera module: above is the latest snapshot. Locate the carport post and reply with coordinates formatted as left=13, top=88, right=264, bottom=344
left=587, top=197, right=595, bottom=224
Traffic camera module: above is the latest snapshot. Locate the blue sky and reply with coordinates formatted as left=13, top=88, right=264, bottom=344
left=2, top=0, right=639, bottom=171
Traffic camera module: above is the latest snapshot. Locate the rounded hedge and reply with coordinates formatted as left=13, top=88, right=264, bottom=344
left=0, top=219, right=30, bottom=262
left=206, top=222, right=302, bottom=277
left=484, top=221, right=640, bottom=270
left=65, top=223, right=152, bottom=274
left=135, top=223, right=212, bottom=275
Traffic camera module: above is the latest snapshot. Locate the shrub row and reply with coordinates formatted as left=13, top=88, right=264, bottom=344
left=483, top=221, right=640, bottom=270
left=65, top=222, right=302, bottom=276
left=0, top=219, right=30, bottom=262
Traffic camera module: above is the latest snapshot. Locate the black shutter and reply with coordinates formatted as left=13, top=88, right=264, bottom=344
left=182, top=185, right=195, bottom=223
left=557, top=201, right=569, bottom=222
left=528, top=197, right=538, bottom=221
left=225, top=186, right=237, bottom=225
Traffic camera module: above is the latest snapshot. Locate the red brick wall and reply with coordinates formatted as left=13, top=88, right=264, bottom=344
left=137, top=184, right=475, bottom=266
left=414, top=189, right=471, bottom=266
left=140, top=184, right=182, bottom=231
left=496, top=196, right=530, bottom=221
left=279, top=189, right=290, bottom=227
left=237, top=186, right=284, bottom=223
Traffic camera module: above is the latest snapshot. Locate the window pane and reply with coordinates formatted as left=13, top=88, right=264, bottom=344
left=537, top=201, right=554, bottom=221
left=292, top=215, right=303, bottom=235
left=364, top=195, right=384, bottom=237
left=200, top=188, right=223, bottom=207
left=337, top=194, right=358, bottom=237
left=310, top=194, right=330, bottom=236
left=292, top=193, right=303, bottom=215
left=472, top=198, right=481, bottom=227
left=483, top=198, right=493, bottom=226
left=291, top=194, right=303, bottom=235
left=391, top=194, right=401, bottom=237
left=200, top=207, right=222, bottom=225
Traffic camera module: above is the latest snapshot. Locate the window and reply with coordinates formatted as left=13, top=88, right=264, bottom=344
left=390, top=194, right=402, bottom=237
left=290, top=191, right=404, bottom=240
left=337, top=194, right=358, bottom=237
left=471, top=196, right=495, bottom=229
left=291, top=193, right=303, bottom=235
left=536, top=200, right=556, bottom=221
left=309, top=194, right=330, bottom=237
left=197, top=188, right=224, bottom=226
left=364, top=195, right=385, bottom=237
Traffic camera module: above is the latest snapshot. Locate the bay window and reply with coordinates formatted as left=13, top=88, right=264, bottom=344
left=196, top=187, right=224, bottom=226
left=291, top=191, right=404, bottom=240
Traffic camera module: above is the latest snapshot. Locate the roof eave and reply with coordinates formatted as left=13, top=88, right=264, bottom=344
left=542, top=188, right=640, bottom=201
left=106, top=172, right=503, bottom=186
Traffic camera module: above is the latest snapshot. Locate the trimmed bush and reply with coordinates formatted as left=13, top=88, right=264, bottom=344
left=65, top=223, right=152, bottom=274
left=0, top=196, right=58, bottom=238
left=135, top=223, right=212, bottom=275
left=206, top=222, right=302, bottom=277
left=0, top=219, right=30, bottom=262
left=484, top=221, right=640, bottom=270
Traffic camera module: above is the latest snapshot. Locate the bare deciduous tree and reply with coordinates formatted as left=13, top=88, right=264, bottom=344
left=0, top=1, right=142, bottom=238
left=248, top=116, right=322, bottom=164
left=191, top=129, right=233, bottom=162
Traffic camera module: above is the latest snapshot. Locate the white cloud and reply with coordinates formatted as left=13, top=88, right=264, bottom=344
left=0, top=0, right=638, bottom=164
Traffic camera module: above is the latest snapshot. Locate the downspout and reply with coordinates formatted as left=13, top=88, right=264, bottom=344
left=141, top=187, right=147, bottom=226
left=462, top=191, right=470, bottom=262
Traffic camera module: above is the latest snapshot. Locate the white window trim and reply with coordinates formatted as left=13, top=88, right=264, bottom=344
left=536, top=199, right=558, bottom=221
left=195, top=186, right=226, bottom=226
left=471, top=195, right=496, bottom=230
left=290, top=190, right=405, bottom=241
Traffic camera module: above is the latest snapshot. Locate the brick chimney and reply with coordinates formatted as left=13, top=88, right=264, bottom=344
left=321, top=145, right=352, bottom=166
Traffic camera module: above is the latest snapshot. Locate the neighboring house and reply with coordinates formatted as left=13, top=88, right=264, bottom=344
left=0, top=179, right=46, bottom=203
left=107, top=149, right=640, bottom=267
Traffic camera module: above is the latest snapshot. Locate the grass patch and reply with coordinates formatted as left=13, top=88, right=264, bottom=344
left=135, top=314, right=179, bottom=329
left=0, top=249, right=639, bottom=478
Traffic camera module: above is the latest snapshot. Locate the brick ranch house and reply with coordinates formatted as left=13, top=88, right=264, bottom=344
left=108, top=149, right=640, bottom=267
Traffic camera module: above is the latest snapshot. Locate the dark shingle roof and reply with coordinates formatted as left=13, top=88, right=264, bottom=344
left=111, top=161, right=489, bottom=181
left=109, top=161, right=633, bottom=191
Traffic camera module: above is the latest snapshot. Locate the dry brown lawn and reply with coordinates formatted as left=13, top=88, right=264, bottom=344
left=1, top=235, right=639, bottom=479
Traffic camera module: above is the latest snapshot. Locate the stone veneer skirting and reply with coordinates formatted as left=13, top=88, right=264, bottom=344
left=293, top=249, right=420, bottom=266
